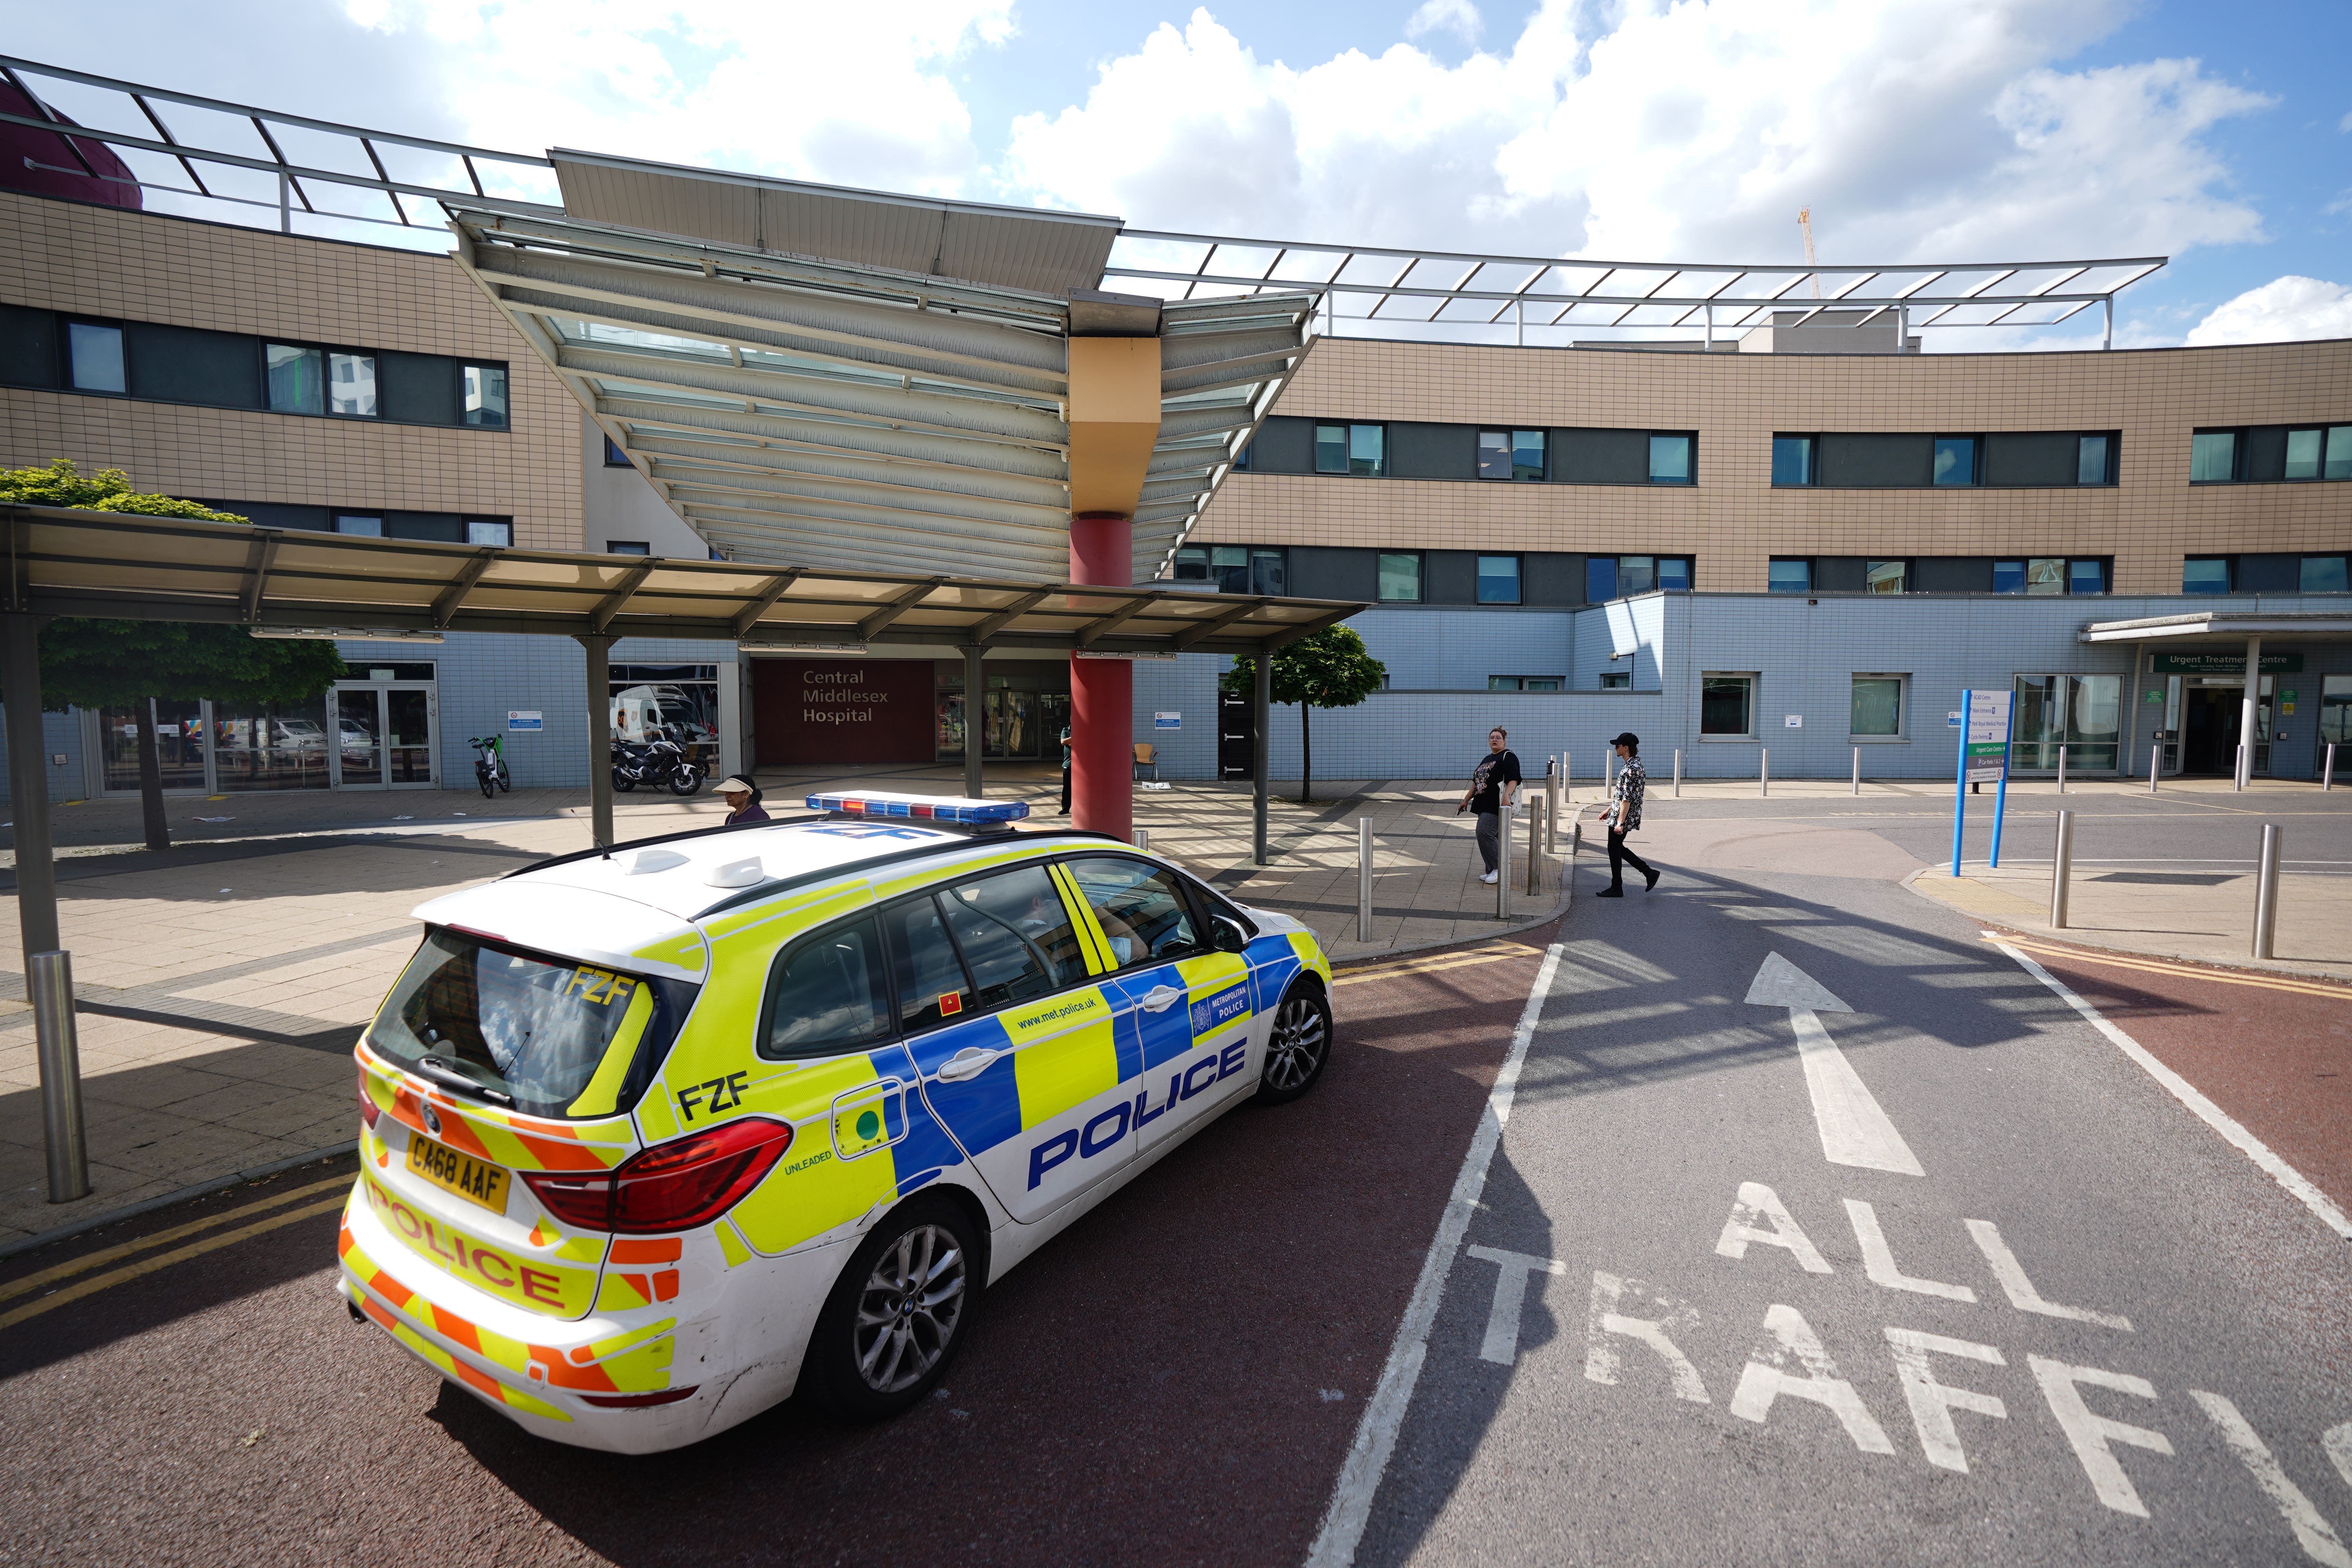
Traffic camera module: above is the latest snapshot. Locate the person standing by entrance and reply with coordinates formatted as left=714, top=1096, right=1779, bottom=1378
left=1595, top=731, right=1657, bottom=897
left=1058, top=724, right=1073, bottom=814
left=1458, top=726, right=1521, bottom=886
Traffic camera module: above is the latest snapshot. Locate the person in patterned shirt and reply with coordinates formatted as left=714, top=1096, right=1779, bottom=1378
left=1595, top=730, right=1658, bottom=897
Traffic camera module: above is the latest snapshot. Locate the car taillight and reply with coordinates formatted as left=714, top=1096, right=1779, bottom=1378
left=357, top=1064, right=379, bottom=1129
left=522, top=1118, right=792, bottom=1235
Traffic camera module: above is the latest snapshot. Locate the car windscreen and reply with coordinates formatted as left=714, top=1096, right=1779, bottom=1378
left=369, top=929, right=671, bottom=1118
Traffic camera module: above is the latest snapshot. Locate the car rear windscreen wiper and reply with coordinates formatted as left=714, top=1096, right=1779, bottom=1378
left=415, top=1055, right=515, bottom=1107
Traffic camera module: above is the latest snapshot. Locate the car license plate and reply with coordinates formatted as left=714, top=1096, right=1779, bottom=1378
left=405, top=1134, right=510, bottom=1216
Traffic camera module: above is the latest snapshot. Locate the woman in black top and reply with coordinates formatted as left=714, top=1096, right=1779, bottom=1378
left=1458, top=727, right=1521, bottom=885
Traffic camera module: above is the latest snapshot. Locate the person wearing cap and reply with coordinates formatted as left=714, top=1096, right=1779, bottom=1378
left=715, top=776, right=769, bottom=826
left=1457, top=726, right=1521, bottom=886
left=1595, top=731, right=1657, bottom=897
left=1058, top=724, right=1073, bottom=814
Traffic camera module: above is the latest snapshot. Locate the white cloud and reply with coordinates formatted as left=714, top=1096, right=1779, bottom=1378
left=1002, top=0, right=2273, bottom=280
left=1406, top=0, right=1484, bottom=44
left=2185, top=276, right=2352, bottom=345
left=346, top=0, right=1014, bottom=196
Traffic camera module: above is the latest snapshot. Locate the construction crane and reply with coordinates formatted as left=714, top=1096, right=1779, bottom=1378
left=1798, top=208, right=1822, bottom=299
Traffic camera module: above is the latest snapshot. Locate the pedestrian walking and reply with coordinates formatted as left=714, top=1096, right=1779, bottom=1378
left=713, top=775, right=770, bottom=826
left=1593, top=731, right=1657, bottom=897
left=1058, top=724, right=1073, bottom=814
left=1457, top=725, right=1522, bottom=885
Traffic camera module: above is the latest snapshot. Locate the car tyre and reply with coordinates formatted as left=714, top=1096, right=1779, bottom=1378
left=805, top=1195, right=978, bottom=1423
left=1254, top=983, right=1332, bottom=1105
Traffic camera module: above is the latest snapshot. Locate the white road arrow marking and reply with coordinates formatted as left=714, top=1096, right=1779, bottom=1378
left=1745, top=952, right=1924, bottom=1176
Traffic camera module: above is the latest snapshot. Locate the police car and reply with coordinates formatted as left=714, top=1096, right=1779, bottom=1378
left=337, top=791, right=1334, bottom=1452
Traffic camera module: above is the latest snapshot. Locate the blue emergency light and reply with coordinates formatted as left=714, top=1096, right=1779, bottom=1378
left=805, top=791, right=1030, bottom=825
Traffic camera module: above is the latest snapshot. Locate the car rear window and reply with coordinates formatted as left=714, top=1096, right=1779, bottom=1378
left=370, top=929, right=667, bottom=1117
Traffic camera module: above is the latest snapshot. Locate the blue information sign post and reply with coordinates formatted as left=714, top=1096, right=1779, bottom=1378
left=1951, top=688, right=2016, bottom=877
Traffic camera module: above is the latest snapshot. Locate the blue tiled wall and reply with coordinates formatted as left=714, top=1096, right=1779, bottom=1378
left=0, top=709, right=91, bottom=804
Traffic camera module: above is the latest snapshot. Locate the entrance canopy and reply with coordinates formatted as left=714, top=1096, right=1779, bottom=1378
left=0, top=505, right=1361, bottom=655
left=2080, top=609, right=2352, bottom=644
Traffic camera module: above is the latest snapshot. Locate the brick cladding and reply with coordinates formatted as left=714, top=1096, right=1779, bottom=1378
left=1195, top=334, right=2352, bottom=595
left=0, top=191, right=582, bottom=549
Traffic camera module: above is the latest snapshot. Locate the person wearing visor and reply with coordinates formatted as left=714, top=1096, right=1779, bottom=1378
left=714, top=775, right=769, bottom=826
left=1594, top=731, right=1657, bottom=897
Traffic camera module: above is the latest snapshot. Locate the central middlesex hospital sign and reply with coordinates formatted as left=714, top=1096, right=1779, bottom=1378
left=753, top=659, right=936, bottom=764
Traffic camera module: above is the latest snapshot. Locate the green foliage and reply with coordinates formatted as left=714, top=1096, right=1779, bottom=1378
left=36, top=621, right=347, bottom=713
left=1220, top=624, right=1387, bottom=711
left=0, top=457, right=250, bottom=522
left=0, top=461, right=339, bottom=711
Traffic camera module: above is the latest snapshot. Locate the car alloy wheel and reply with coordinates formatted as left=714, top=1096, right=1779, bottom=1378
left=1256, top=987, right=1331, bottom=1104
left=852, top=1222, right=967, bottom=1394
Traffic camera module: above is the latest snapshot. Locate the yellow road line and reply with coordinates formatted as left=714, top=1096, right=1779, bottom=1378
left=0, top=1173, right=353, bottom=1306
left=1336, top=942, right=1543, bottom=987
left=0, top=1194, right=350, bottom=1333
left=1982, top=934, right=2352, bottom=998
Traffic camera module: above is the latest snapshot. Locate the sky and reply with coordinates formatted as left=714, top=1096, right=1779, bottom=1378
left=7, top=0, right=2351, bottom=350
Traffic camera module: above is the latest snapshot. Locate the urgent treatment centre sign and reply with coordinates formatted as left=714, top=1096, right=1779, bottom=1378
left=752, top=659, right=936, bottom=765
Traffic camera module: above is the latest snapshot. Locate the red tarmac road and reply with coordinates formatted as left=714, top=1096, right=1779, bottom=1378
left=0, top=930, right=1557, bottom=1568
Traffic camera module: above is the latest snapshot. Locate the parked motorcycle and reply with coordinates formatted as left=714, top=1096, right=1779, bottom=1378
left=611, top=728, right=703, bottom=796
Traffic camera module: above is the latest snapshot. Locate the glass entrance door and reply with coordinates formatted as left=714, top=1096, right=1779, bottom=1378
left=330, top=683, right=437, bottom=789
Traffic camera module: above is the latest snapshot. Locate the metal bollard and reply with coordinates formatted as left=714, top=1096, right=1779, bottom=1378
left=2325, top=743, right=2336, bottom=791
left=1526, top=794, right=1542, bottom=896
left=2056, top=745, right=2067, bottom=795
left=2049, top=809, right=2074, bottom=930
left=1496, top=798, right=1512, bottom=920
left=1851, top=746, right=1860, bottom=796
left=2252, top=823, right=2280, bottom=960
left=1568, top=820, right=1582, bottom=903
left=30, top=950, right=89, bottom=1203
left=1357, top=816, right=1374, bottom=942
left=2234, top=742, right=2247, bottom=793
left=1760, top=748, right=1769, bottom=798
left=1134, top=828, right=1149, bottom=854
left=2149, top=745, right=2160, bottom=792
left=1546, top=761, right=1560, bottom=854
left=1563, top=751, right=1573, bottom=808
left=1673, top=748, right=1682, bottom=798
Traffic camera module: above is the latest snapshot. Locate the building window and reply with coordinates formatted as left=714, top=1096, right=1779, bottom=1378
left=1700, top=674, right=1754, bottom=737
left=1586, top=556, right=1616, bottom=603
left=2303, top=555, right=2351, bottom=594
left=1850, top=675, right=1904, bottom=737
left=465, top=519, right=512, bottom=547
left=1768, top=558, right=1811, bottom=594
left=2328, top=426, right=2352, bottom=481
left=1771, top=436, right=1815, bottom=486
left=1657, top=557, right=1691, bottom=593
left=1316, top=423, right=1384, bottom=476
left=604, top=436, right=631, bottom=466
left=1229, top=440, right=1249, bottom=472
left=2183, top=557, right=2232, bottom=594
left=1477, top=555, right=1521, bottom=604
left=1479, top=430, right=1545, bottom=480
left=1933, top=436, right=1978, bottom=486
left=2190, top=430, right=2239, bottom=483
left=1377, top=553, right=1422, bottom=602
left=1249, top=548, right=1286, bottom=595
left=1598, top=671, right=1630, bottom=690
left=1993, top=560, right=2024, bottom=594
left=2285, top=428, right=2324, bottom=481
left=2069, top=559, right=2107, bottom=595
left=2024, top=557, right=2066, bottom=595
left=1176, top=544, right=1273, bottom=594
left=2077, top=434, right=2111, bottom=485
left=1648, top=433, right=1693, bottom=484
left=607, top=541, right=650, bottom=556
left=66, top=321, right=125, bottom=394
left=265, top=343, right=322, bottom=414
left=1864, top=559, right=1907, bottom=594
left=463, top=364, right=508, bottom=428
left=1618, top=555, right=1656, bottom=596
left=1209, top=545, right=1249, bottom=592
left=1489, top=676, right=1563, bottom=691
left=334, top=514, right=384, bottom=537
left=329, top=352, right=377, bottom=417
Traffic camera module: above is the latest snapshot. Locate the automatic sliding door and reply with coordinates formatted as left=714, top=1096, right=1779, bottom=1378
left=386, top=688, right=435, bottom=787
left=334, top=690, right=383, bottom=787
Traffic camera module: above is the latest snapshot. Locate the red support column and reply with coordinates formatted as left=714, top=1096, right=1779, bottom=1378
left=1068, top=512, right=1132, bottom=842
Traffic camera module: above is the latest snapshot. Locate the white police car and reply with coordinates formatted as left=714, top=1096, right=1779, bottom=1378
left=338, top=791, right=1334, bottom=1452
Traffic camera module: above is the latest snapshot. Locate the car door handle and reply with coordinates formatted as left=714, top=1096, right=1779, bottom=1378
left=936, top=1046, right=1001, bottom=1082
left=1140, top=985, right=1184, bottom=1013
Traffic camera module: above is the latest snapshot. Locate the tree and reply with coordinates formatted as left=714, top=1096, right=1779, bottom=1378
left=1, top=461, right=346, bottom=849
left=1220, top=624, right=1387, bottom=804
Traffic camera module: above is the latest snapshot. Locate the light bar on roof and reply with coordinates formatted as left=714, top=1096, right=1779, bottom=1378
left=806, top=791, right=1030, bottom=824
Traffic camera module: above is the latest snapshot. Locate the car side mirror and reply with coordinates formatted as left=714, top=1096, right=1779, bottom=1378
left=1211, top=916, right=1249, bottom=954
